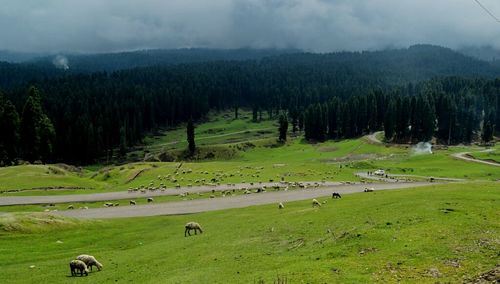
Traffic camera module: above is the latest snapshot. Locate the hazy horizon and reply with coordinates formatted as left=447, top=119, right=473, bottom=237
left=1, top=0, right=500, bottom=54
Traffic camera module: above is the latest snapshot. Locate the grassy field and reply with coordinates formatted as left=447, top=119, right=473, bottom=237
left=0, top=182, right=498, bottom=283
left=1, top=111, right=499, bottom=283
left=1, top=112, right=498, bottom=197
left=128, top=110, right=278, bottom=160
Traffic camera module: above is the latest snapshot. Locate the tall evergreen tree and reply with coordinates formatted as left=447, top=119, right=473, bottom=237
left=17, top=86, right=55, bottom=163
left=20, top=87, right=43, bottom=162
left=0, top=97, right=20, bottom=165
left=187, top=119, right=196, bottom=154
left=420, top=97, right=436, bottom=141
left=384, top=99, right=396, bottom=141
left=119, top=126, right=127, bottom=156
left=278, top=113, right=288, bottom=142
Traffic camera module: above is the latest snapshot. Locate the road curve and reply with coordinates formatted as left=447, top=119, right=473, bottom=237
left=55, top=182, right=435, bottom=219
left=365, top=131, right=384, bottom=144
left=452, top=149, right=499, bottom=167
left=0, top=181, right=341, bottom=206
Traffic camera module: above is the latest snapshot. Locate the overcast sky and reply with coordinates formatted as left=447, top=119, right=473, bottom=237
left=1, top=0, right=500, bottom=53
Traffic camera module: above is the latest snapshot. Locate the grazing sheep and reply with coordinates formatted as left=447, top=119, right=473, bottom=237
left=67, top=205, right=74, bottom=210
left=130, top=200, right=136, bottom=205
left=332, top=192, right=342, bottom=199
left=312, top=199, right=322, bottom=207
left=77, top=255, right=103, bottom=271
left=185, top=222, right=203, bottom=237
left=147, top=197, right=154, bottom=203
left=278, top=202, right=285, bottom=209
left=364, top=187, right=374, bottom=192
left=104, top=203, right=113, bottom=207
left=70, top=260, right=89, bottom=276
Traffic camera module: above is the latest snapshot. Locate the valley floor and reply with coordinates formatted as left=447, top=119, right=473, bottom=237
left=0, top=112, right=498, bottom=283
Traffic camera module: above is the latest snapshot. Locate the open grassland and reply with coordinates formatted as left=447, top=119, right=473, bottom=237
left=1, top=138, right=498, bottom=197
left=128, top=110, right=278, bottom=160
left=1, top=141, right=499, bottom=198
left=0, top=111, right=498, bottom=198
left=0, top=183, right=498, bottom=283
left=0, top=165, right=107, bottom=193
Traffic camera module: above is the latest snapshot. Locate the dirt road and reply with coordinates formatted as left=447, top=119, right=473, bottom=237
left=366, top=131, right=384, bottom=144
left=452, top=149, right=499, bottom=167
left=0, top=181, right=340, bottom=206
left=55, top=181, right=435, bottom=219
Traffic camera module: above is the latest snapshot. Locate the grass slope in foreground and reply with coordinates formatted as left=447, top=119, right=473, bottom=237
left=0, top=182, right=498, bottom=283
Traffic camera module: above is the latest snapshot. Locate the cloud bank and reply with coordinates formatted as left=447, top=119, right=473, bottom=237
left=1, top=0, right=500, bottom=53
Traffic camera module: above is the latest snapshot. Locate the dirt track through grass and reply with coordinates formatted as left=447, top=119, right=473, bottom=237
left=55, top=181, right=435, bottom=218
left=0, top=181, right=341, bottom=206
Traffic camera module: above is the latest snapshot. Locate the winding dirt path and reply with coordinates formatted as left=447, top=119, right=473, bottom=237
left=364, top=132, right=499, bottom=168
left=54, top=181, right=436, bottom=219
left=0, top=181, right=340, bottom=206
left=366, top=131, right=384, bottom=144
left=452, top=149, right=500, bottom=167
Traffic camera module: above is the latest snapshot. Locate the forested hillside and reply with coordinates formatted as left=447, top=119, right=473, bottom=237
left=30, top=48, right=299, bottom=73
left=0, top=45, right=499, bottom=165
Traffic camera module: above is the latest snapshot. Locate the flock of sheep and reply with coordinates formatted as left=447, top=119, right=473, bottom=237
left=66, top=183, right=377, bottom=277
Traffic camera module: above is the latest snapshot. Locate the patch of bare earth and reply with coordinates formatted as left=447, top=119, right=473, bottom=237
left=465, top=265, right=500, bottom=283
left=317, top=146, right=338, bottom=152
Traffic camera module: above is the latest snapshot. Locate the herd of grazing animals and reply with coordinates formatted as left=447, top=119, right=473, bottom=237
left=64, top=167, right=372, bottom=277
left=67, top=190, right=347, bottom=276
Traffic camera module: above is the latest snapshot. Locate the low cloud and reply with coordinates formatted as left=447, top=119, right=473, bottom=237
left=1, top=0, right=500, bottom=53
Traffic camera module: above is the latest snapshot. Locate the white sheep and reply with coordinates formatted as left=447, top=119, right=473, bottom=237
left=312, top=199, right=322, bottom=207
left=76, top=254, right=103, bottom=271
left=364, top=187, right=374, bottom=192
left=130, top=200, right=136, bottom=205
left=70, top=259, right=89, bottom=276
left=185, top=222, right=203, bottom=237
left=67, top=205, right=74, bottom=210
left=278, top=202, right=285, bottom=209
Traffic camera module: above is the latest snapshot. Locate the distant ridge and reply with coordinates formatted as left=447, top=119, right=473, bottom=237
left=1, top=45, right=499, bottom=90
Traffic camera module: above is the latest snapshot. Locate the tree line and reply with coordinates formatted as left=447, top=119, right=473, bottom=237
left=0, top=59, right=499, bottom=166
left=302, top=77, right=499, bottom=144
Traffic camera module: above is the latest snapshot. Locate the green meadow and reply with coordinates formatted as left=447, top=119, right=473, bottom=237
left=0, top=111, right=498, bottom=283
left=1, top=183, right=498, bottom=283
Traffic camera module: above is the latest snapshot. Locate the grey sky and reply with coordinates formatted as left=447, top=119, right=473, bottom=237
left=1, top=0, right=500, bottom=53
